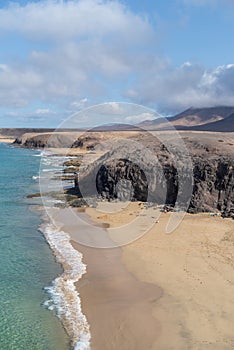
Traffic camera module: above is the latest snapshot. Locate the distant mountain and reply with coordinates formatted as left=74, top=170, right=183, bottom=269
left=91, top=123, right=139, bottom=131
left=187, top=113, right=234, bottom=132
left=137, top=106, right=234, bottom=131
left=0, top=128, right=55, bottom=138
left=171, top=106, right=234, bottom=126
left=137, top=117, right=167, bottom=128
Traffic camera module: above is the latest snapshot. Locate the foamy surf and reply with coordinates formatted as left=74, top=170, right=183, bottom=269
left=40, top=223, right=91, bottom=350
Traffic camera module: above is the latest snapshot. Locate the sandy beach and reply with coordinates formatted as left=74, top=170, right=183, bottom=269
left=121, top=212, right=234, bottom=349
left=0, top=136, right=14, bottom=143
left=50, top=203, right=234, bottom=349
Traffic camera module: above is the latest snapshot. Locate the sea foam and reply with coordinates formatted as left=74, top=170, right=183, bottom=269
left=40, top=223, right=91, bottom=350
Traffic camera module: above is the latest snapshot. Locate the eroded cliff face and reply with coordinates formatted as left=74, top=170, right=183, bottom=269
left=13, top=129, right=234, bottom=218
left=88, top=156, right=233, bottom=218
left=96, top=159, right=149, bottom=202
left=188, top=158, right=233, bottom=216
left=71, top=132, right=234, bottom=219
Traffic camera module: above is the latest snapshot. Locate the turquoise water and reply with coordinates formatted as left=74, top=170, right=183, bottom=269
left=0, top=143, right=70, bottom=350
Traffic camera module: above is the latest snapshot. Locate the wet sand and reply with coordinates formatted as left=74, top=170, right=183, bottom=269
left=51, top=207, right=162, bottom=350
left=72, top=242, right=162, bottom=350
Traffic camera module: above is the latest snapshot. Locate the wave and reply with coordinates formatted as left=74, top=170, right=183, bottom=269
left=40, top=223, right=91, bottom=350
left=32, top=154, right=43, bottom=157
left=48, top=199, right=65, bottom=204
left=42, top=168, right=62, bottom=172
left=33, top=150, right=50, bottom=157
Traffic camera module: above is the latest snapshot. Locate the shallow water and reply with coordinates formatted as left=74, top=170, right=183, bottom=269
left=0, top=143, right=70, bottom=350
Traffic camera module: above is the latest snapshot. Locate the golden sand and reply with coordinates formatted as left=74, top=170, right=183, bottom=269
left=48, top=194, right=234, bottom=350
left=73, top=203, right=234, bottom=349
left=0, top=137, right=14, bottom=143
left=122, top=213, right=234, bottom=349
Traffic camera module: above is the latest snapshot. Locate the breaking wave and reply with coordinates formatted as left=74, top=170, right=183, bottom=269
left=40, top=223, right=91, bottom=350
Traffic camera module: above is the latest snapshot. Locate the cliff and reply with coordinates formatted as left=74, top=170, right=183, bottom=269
left=69, top=131, right=234, bottom=219
left=12, top=128, right=234, bottom=218
left=13, top=131, right=81, bottom=148
left=189, top=157, right=233, bottom=216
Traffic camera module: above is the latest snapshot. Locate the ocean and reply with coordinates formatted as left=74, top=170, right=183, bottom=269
left=0, top=143, right=70, bottom=350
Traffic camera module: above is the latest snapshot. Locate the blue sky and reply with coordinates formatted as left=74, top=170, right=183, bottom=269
left=1, top=0, right=234, bottom=127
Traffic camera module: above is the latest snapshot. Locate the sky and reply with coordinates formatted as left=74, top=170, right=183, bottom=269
left=1, top=0, right=234, bottom=127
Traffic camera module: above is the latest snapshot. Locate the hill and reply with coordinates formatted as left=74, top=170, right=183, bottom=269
left=187, top=113, right=234, bottom=132
left=138, top=106, right=234, bottom=131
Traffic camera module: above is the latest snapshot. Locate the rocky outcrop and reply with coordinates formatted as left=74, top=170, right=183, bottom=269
left=13, top=128, right=234, bottom=218
left=14, top=134, right=51, bottom=148
left=96, top=159, right=149, bottom=201
left=189, top=157, right=233, bottom=216
left=13, top=132, right=81, bottom=148
left=72, top=134, right=234, bottom=219
left=89, top=156, right=233, bottom=218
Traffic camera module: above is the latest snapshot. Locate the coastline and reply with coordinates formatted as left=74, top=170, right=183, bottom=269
left=30, top=149, right=92, bottom=350
left=25, top=137, right=234, bottom=349
left=56, top=207, right=163, bottom=350
left=0, top=137, right=14, bottom=143
left=0, top=143, right=71, bottom=349
left=39, top=199, right=234, bottom=349
left=39, top=208, right=91, bottom=350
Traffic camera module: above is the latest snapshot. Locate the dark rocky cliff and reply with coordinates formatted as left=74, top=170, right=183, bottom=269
left=83, top=155, right=233, bottom=218
left=187, top=157, right=233, bottom=216
left=12, top=129, right=234, bottom=218
left=71, top=132, right=234, bottom=219
left=96, top=159, right=149, bottom=202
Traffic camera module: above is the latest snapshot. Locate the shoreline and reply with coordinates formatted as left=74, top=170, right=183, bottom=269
left=72, top=240, right=162, bottom=350
left=0, top=138, right=14, bottom=143
left=29, top=141, right=234, bottom=349
left=39, top=209, right=91, bottom=350
left=51, top=206, right=163, bottom=350
left=61, top=203, right=234, bottom=349
left=41, top=203, right=163, bottom=349
left=38, top=198, right=234, bottom=349
left=27, top=148, right=92, bottom=350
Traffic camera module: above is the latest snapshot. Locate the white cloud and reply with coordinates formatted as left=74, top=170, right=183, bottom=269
left=0, top=0, right=153, bottom=42
left=126, top=63, right=234, bottom=111
left=1, top=0, right=234, bottom=125
left=96, top=102, right=126, bottom=115
left=0, top=0, right=157, bottom=113
left=0, top=63, right=43, bottom=107
left=125, top=112, right=158, bottom=123
left=70, top=98, right=88, bottom=109
left=35, top=108, right=55, bottom=115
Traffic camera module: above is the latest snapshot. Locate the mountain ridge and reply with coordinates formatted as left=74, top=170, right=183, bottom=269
left=137, top=106, right=234, bottom=132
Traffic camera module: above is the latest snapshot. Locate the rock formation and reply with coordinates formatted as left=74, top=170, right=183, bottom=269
left=71, top=132, right=234, bottom=219
left=11, top=128, right=234, bottom=218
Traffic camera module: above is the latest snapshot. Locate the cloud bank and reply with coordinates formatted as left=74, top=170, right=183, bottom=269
left=0, top=0, right=234, bottom=125
left=126, top=63, right=234, bottom=111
